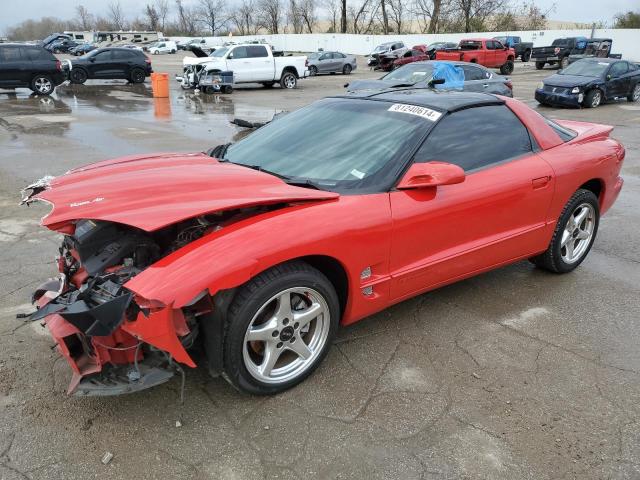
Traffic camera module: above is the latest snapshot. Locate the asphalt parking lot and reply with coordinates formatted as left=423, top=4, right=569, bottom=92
left=1, top=52, right=639, bottom=479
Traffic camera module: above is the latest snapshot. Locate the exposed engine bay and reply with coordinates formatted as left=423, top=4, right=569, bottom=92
left=27, top=207, right=279, bottom=397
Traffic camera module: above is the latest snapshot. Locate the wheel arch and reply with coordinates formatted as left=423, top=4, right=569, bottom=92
left=579, top=178, right=605, bottom=207
left=281, top=66, right=299, bottom=78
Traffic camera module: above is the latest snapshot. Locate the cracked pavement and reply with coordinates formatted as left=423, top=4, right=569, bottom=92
left=1, top=53, right=639, bottom=479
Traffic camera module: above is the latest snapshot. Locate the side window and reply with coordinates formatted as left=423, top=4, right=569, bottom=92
left=462, top=65, right=485, bottom=81
left=628, top=62, right=638, bottom=72
left=513, top=37, right=521, bottom=44
left=25, top=47, right=50, bottom=61
left=336, top=52, right=346, bottom=58
left=247, top=45, right=268, bottom=58
left=414, top=105, right=533, bottom=172
left=1, top=47, right=22, bottom=61
left=493, top=41, right=504, bottom=49
left=231, top=46, right=248, bottom=59
left=93, top=51, right=112, bottom=61
left=320, top=53, right=330, bottom=60
left=609, top=62, right=628, bottom=78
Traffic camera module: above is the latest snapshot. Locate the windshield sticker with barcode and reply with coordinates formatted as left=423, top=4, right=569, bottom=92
left=388, top=104, right=442, bottom=121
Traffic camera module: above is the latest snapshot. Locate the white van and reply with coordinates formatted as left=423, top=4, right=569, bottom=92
left=148, top=40, right=177, bottom=55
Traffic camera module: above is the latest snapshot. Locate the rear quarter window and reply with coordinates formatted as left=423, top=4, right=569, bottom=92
left=414, top=105, right=533, bottom=172
left=545, top=119, right=577, bottom=142
left=24, top=47, right=54, bottom=61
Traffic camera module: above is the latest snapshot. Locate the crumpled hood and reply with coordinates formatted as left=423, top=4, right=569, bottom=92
left=34, top=152, right=338, bottom=231
left=544, top=74, right=597, bottom=88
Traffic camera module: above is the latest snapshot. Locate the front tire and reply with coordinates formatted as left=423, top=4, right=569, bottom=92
left=628, top=83, right=640, bottom=102
left=560, top=56, right=569, bottom=69
left=535, top=61, right=545, bottom=70
left=222, top=261, right=339, bottom=395
left=280, top=71, right=297, bottom=89
left=522, top=50, right=531, bottom=62
left=584, top=89, right=602, bottom=108
left=530, top=189, right=599, bottom=273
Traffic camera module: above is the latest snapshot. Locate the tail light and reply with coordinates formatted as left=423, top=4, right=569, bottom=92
left=505, top=80, right=513, bottom=90
left=56, top=60, right=62, bottom=71
left=554, top=47, right=560, bottom=55
left=305, top=58, right=309, bottom=67
left=145, top=57, right=151, bottom=64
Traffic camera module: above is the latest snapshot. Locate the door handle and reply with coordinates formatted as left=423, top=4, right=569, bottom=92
left=532, top=176, right=551, bottom=189
left=482, top=83, right=489, bottom=88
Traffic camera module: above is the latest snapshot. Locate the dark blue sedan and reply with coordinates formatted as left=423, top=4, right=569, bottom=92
left=535, top=58, right=640, bottom=108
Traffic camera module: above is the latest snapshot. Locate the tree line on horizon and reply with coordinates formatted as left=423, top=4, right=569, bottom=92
left=4, top=0, right=639, bottom=41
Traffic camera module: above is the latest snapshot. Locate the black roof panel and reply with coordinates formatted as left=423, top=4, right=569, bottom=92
left=334, top=88, right=504, bottom=113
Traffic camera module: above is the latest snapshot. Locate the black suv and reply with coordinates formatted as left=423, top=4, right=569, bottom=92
left=69, top=48, right=153, bottom=84
left=0, top=43, right=66, bottom=95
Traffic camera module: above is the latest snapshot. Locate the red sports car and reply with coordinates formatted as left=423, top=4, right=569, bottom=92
left=22, top=90, right=625, bottom=396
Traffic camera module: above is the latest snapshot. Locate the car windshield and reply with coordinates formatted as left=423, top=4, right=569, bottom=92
left=222, top=98, right=435, bottom=192
left=494, top=37, right=507, bottom=43
left=383, top=63, right=434, bottom=83
left=373, top=44, right=392, bottom=53
left=560, top=60, right=609, bottom=77
left=210, top=47, right=229, bottom=57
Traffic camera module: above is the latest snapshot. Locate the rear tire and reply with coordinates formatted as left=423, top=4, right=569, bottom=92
left=280, top=71, right=297, bottom=89
left=309, top=65, right=318, bottom=76
left=530, top=189, right=599, bottom=273
left=343, top=64, right=352, bottom=75
left=31, top=75, right=54, bottom=95
left=130, top=68, right=146, bottom=84
left=522, top=50, right=531, bottom=62
left=535, top=61, right=545, bottom=70
left=627, top=83, right=640, bottom=102
left=222, top=261, right=339, bottom=395
left=560, top=56, right=569, bottom=69
left=584, top=89, right=602, bottom=108
left=500, top=60, right=514, bottom=75
left=69, top=68, right=88, bottom=84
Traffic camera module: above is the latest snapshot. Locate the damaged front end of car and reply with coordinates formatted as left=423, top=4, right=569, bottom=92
left=26, top=216, right=216, bottom=397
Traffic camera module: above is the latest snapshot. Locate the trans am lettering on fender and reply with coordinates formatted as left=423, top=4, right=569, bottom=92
left=21, top=90, right=625, bottom=396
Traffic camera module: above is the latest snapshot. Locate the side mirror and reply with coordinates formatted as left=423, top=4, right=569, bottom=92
left=606, top=74, right=611, bottom=80
left=428, top=78, right=446, bottom=87
left=89, top=57, right=95, bottom=62
left=397, top=162, right=465, bottom=190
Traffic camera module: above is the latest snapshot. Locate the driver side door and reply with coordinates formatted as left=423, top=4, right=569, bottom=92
left=389, top=104, right=555, bottom=300
left=606, top=61, right=630, bottom=99
left=88, top=50, right=115, bottom=78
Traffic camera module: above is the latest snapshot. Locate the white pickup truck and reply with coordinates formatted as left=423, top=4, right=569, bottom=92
left=184, top=43, right=309, bottom=89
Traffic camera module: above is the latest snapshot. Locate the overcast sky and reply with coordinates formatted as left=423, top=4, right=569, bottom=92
left=1, top=0, right=636, bottom=33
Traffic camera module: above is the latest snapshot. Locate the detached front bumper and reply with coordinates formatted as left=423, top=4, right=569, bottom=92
left=535, top=88, right=583, bottom=108
left=32, top=274, right=196, bottom=396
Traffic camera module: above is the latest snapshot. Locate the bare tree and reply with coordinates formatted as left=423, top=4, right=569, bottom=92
left=75, top=5, right=93, bottom=30
left=518, top=1, right=554, bottom=30
left=156, top=0, right=171, bottom=30
left=386, top=0, right=404, bottom=32
left=144, top=4, right=160, bottom=30
left=175, top=0, right=199, bottom=35
left=455, top=0, right=505, bottom=33
left=107, top=1, right=126, bottom=30
left=230, top=0, right=258, bottom=34
left=287, top=0, right=304, bottom=33
left=299, top=0, right=317, bottom=32
left=322, top=0, right=340, bottom=32
left=257, top=0, right=283, bottom=33
left=197, top=0, right=227, bottom=34
left=380, top=0, right=389, bottom=33
left=341, top=0, right=347, bottom=32
left=348, top=0, right=379, bottom=33
left=411, top=0, right=448, bottom=33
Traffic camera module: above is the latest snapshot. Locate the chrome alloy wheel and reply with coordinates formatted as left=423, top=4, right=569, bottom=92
left=560, top=203, right=596, bottom=264
left=242, top=287, right=330, bottom=384
left=34, top=77, right=52, bottom=94
left=283, top=73, right=296, bottom=89
left=633, top=84, right=640, bottom=101
left=591, top=90, right=601, bottom=107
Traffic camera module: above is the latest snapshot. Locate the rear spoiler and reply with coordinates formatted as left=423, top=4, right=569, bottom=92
left=555, top=120, right=614, bottom=143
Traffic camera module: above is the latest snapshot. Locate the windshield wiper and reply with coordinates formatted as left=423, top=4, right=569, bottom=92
left=283, top=178, right=324, bottom=190
left=218, top=160, right=325, bottom=190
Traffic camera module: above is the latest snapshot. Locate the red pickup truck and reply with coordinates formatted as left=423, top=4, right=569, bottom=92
left=436, top=38, right=515, bottom=74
